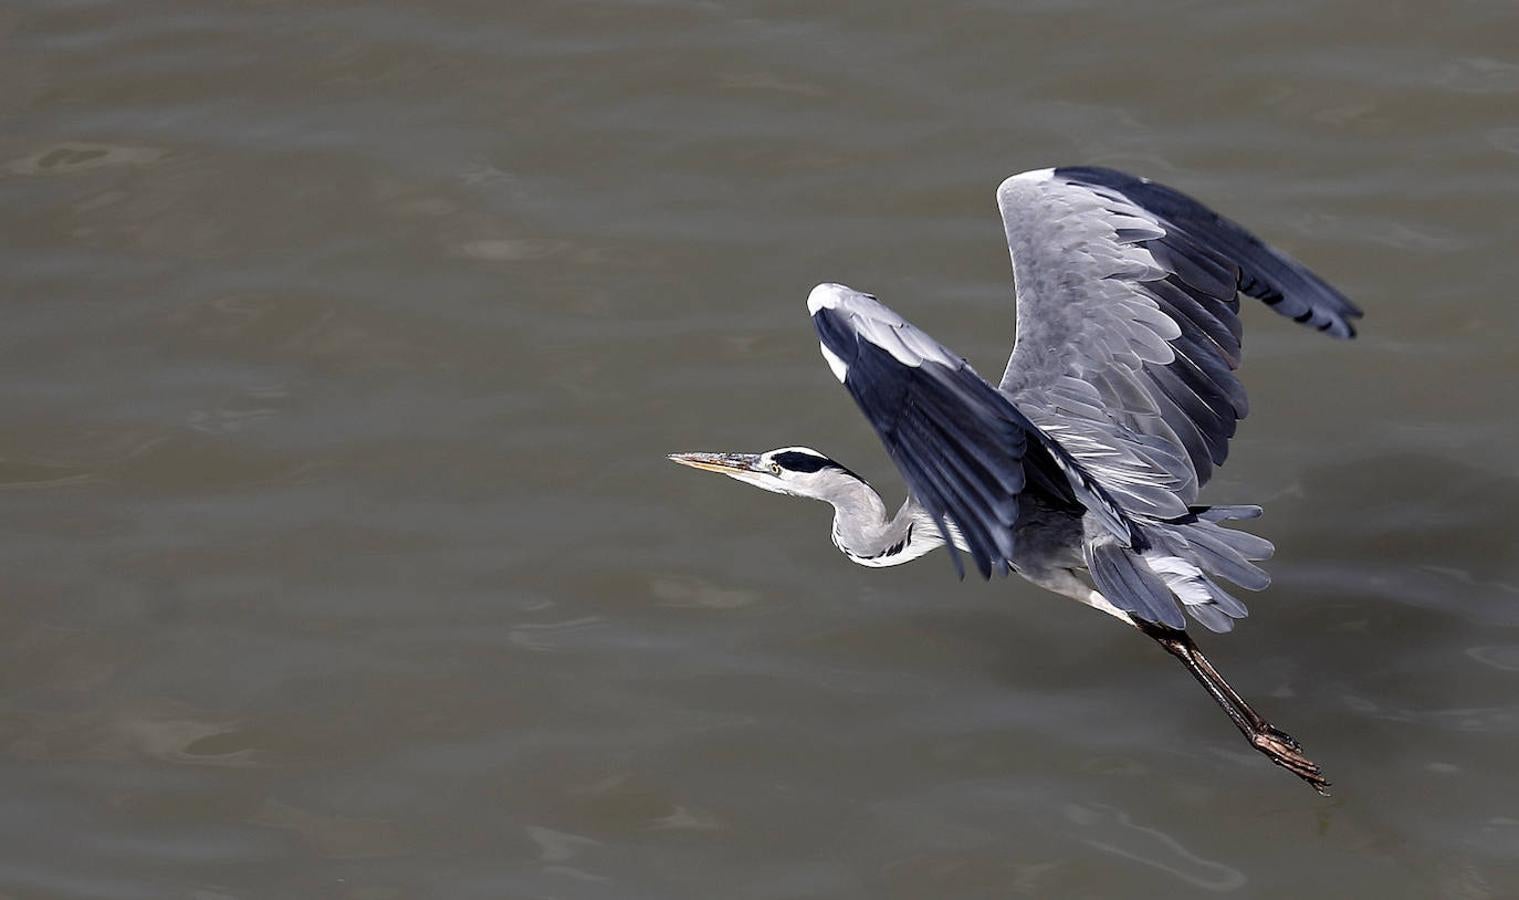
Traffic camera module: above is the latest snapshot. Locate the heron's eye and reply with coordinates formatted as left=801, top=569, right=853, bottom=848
left=770, top=462, right=783, bottom=476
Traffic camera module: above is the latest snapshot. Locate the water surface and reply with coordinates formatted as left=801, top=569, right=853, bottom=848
left=3, top=1, right=1519, bottom=896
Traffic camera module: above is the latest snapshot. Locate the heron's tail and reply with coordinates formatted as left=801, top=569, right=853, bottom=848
left=1084, top=505, right=1274, bottom=633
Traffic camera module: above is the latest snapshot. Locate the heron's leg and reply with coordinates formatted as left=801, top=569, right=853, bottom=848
left=1026, top=570, right=1329, bottom=793
left=1134, top=619, right=1331, bottom=795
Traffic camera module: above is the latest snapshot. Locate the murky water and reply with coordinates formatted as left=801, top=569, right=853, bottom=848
left=3, top=1, right=1519, bottom=896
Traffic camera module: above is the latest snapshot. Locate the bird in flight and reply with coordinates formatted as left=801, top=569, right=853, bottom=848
left=670, top=166, right=1360, bottom=794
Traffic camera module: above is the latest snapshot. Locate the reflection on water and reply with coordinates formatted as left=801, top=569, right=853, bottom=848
left=1063, top=802, right=1246, bottom=892
left=6, top=142, right=166, bottom=176
left=3, top=0, right=1519, bottom=896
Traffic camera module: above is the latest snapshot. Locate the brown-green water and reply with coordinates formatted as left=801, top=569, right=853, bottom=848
left=3, top=1, right=1519, bottom=896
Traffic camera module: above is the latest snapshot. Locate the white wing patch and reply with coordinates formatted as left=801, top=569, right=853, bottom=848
left=818, top=342, right=849, bottom=382
left=807, top=283, right=962, bottom=370
left=805, top=282, right=851, bottom=314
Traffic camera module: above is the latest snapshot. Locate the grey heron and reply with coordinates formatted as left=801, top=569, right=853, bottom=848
left=670, top=167, right=1361, bottom=794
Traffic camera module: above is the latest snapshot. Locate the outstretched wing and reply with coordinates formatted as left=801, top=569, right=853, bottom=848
left=996, top=167, right=1360, bottom=519
left=808, top=283, right=1135, bottom=579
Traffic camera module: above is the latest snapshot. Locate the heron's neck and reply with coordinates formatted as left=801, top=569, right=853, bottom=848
left=820, top=477, right=946, bottom=568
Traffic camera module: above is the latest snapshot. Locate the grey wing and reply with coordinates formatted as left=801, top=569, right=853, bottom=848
left=808, top=283, right=1136, bottom=579
left=996, top=167, right=1360, bottom=519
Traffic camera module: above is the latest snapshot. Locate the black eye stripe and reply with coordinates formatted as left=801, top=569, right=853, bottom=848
left=770, top=451, right=866, bottom=483
left=772, top=451, right=831, bottom=473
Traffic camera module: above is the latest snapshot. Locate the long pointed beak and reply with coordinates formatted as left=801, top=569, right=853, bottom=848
left=667, top=451, right=764, bottom=475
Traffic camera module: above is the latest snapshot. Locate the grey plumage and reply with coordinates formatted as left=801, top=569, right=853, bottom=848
left=997, top=167, right=1359, bottom=522
left=671, top=166, right=1357, bottom=794
left=810, top=287, right=1136, bottom=579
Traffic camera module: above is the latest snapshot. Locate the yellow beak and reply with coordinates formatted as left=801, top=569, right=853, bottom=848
left=667, top=451, right=764, bottom=475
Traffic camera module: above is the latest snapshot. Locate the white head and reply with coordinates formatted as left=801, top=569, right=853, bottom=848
left=667, top=446, right=862, bottom=500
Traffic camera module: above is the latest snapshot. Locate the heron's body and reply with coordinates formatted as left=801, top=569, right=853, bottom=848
left=672, top=167, right=1362, bottom=794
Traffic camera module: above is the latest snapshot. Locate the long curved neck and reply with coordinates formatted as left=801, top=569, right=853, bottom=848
left=820, top=476, right=948, bottom=568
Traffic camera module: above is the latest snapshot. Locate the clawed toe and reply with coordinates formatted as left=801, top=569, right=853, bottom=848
left=1252, top=728, right=1331, bottom=795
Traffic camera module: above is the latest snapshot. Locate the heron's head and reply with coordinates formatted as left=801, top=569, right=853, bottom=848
left=667, top=446, right=859, bottom=500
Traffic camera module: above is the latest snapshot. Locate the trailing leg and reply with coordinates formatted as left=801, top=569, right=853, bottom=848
left=1031, top=568, right=1330, bottom=794
left=1135, top=620, right=1331, bottom=795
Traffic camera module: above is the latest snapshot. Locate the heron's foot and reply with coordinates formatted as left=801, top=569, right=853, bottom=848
left=1251, top=724, right=1331, bottom=796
